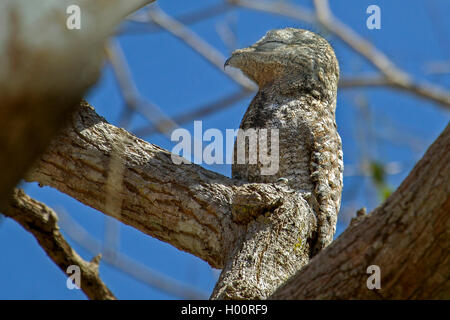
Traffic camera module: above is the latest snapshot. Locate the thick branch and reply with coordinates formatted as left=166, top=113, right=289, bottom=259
left=26, top=101, right=234, bottom=268
left=26, top=101, right=294, bottom=270
left=271, top=124, right=450, bottom=299
left=1, top=189, right=116, bottom=300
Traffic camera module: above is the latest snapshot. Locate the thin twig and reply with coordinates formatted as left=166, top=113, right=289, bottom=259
left=227, top=0, right=316, bottom=24
left=147, top=5, right=257, bottom=91
left=339, top=75, right=390, bottom=88
left=424, top=61, right=450, bottom=75
left=313, top=0, right=406, bottom=78
left=343, top=161, right=403, bottom=178
left=229, top=0, right=450, bottom=109
left=134, top=90, right=252, bottom=137
left=311, top=0, right=450, bottom=108
left=124, top=2, right=232, bottom=34
left=1, top=189, right=116, bottom=300
left=105, top=40, right=178, bottom=134
left=339, top=75, right=450, bottom=107
left=216, top=16, right=240, bottom=53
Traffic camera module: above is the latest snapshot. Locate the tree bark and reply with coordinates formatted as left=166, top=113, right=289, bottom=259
left=24, top=101, right=320, bottom=298
left=271, top=123, right=450, bottom=299
left=21, top=101, right=450, bottom=299
left=1, top=188, right=116, bottom=300
left=26, top=101, right=310, bottom=274
left=26, top=101, right=449, bottom=299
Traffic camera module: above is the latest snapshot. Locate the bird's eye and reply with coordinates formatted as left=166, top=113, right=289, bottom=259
left=255, top=41, right=285, bottom=52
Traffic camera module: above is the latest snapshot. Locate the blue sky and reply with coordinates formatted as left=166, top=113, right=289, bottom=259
left=1, top=0, right=449, bottom=299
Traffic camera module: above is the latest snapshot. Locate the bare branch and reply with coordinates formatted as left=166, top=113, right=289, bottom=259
left=1, top=189, right=116, bottom=300
left=57, top=209, right=209, bottom=300
left=389, top=78, right=450, bottom=107
left=216, top=17, right=240, bottom=53
left=312, top=0, right=450, bottom=108
left=25, top=101, right=290, bottom=269
left=313, top=0, right=405, bottom=78
left=134, top=90, right=252, bottom=137
left=340, top=75, right=450, bottom=106
left=26, top=101, right=231, bottom=268
left=343, top=161, right=403, bottom=178
left=229, top=0, right=450, bottom=109
left=227, top=0, right=316, bottom=24
left=165, top=2, right=229, bottom=26
left=105, top=40, right=177, bottom=134
left=147, top=5, right=257, bottom=91
left=124, top=2, right=231, bottom=33
left=424, top=61, right=450, bottom=75
left=339, top=75, right=390, bottom=88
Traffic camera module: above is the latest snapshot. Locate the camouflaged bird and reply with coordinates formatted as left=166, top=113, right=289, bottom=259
left=226, top=28, right=343, bottom=254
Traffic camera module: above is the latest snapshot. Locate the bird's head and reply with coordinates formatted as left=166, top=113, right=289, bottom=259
left=225, top=28, right=339, bottom=100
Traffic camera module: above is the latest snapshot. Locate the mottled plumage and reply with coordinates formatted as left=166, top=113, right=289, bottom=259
left=227, top=28, right=343, bottom=253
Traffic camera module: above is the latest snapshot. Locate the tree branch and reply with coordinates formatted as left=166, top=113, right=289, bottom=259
left=24, top=103, right=449, bottom=299
left=105, top=39, right=177, bottom=134
left=25, top=100, right=294, bottom=271
left=339, top=75, right=450, bottom=107
left=271, top=123, right=450, bottom=299
left=1, top=189, right=116, bottom=300
left=26, top=101, right=233, bottom=268
left=124, top=2, right=231, bottom=34
left=229, top=0, right=450, bottom=109
left=312, top=0, right=450, bottom=108
left=147, top=6, right=257, bottom=91
left=57, top=209, right=209, bottom=299
left=25, top=100, right=340, bottom=299
left=134, top=90, right=252, bottom=137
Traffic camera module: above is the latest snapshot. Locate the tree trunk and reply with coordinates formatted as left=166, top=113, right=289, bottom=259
left=272, top=124, right=450, bottom=299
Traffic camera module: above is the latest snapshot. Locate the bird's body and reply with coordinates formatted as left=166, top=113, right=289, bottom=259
left=228, top=28, right=343, bottom=253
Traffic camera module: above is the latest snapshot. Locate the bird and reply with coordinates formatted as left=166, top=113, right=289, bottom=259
left=225, top=28, right=343, bottom=254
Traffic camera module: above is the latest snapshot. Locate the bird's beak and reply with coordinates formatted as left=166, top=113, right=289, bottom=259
left=224, top=56, right=232, bottom=69
left=224, top=46, right=256, bottom=70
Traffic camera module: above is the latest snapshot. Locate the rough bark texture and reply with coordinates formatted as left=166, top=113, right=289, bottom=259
left=210, top=192, right=317, bottom=299
left=271, top=123, right=450, bottom=299
left=1, top=189, right=116, bottom=300
left=20, top=102, right=450, bottom=300
left=26, top=101, right=313, bottom=286
left=26, top=101, right=236, bottom=268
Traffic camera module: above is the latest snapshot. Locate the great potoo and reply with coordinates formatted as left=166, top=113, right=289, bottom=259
left=226, top=28, right=343, bottom=253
